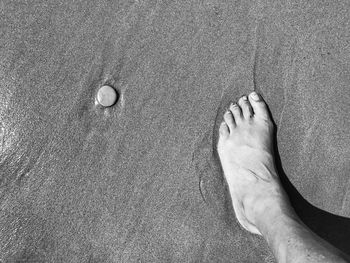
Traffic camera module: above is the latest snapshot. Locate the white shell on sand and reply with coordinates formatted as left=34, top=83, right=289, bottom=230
left=97, top=85, right=118, bottom=107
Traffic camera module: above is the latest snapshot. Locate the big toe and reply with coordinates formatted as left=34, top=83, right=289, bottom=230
left=248, top=92, right=270, bottom=121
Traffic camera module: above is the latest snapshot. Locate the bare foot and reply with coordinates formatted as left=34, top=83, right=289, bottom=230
left=217, top=92, right=293, bottom=235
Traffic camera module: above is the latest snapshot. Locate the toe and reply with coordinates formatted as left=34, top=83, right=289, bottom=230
left=223, top=111, right=235, bottom=131
left=238, top=95, right=254, bottom=119
left=219, top=121, right=230, bottom=138
left=229, top=103, right=243, bottom=123
left=248, top=92, right=270, bottom=120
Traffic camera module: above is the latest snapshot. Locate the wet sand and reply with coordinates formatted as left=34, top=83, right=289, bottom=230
left=0, top=1, right=350, bottom=262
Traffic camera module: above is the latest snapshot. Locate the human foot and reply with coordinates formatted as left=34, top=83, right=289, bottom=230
left=217, top=92, right=293, bottom=235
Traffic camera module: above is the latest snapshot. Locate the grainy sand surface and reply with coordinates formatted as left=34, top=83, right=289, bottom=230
left=0, top=1, right=349, bottom=262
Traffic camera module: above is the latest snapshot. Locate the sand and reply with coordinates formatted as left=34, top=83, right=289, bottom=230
left=0, top=0, right=349, bottom=262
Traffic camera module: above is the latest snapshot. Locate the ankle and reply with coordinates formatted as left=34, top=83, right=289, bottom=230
left=254, top=201, right=299, bottom=237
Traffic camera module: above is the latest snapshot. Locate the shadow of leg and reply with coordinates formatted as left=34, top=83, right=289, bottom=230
left=270, top=112, right=350, bottom=257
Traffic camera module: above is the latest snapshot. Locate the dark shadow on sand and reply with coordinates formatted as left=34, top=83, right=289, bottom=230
left=268, top=105, right=350, bottom=258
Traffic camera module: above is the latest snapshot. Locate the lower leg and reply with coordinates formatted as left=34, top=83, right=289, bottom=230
left=217, top=92, right=349, bottom=263
left=256, top=199, right=348, bottom=263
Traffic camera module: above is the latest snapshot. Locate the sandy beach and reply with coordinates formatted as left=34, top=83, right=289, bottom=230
left=0, top=1, right=349, bottom=262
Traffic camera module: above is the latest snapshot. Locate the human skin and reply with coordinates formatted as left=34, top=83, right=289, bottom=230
left=217, top=91, right=350, bottom=263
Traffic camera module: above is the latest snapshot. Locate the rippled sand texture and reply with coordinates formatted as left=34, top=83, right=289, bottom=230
left=0, top=1, right=349, bottom=262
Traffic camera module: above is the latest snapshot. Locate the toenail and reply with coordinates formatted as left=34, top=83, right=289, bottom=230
left=97, top=85, right=118, bottom=107
left=242, top=96, right=248, bottom=101
left=231, top=103, right=238, bottom=108
left=225, top=110, right=233, bottom=116
left=250, top=92, right=260, bottom=101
